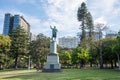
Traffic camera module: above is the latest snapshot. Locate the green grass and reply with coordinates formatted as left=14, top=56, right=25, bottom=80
left=0, top=69, right=120, bottom=80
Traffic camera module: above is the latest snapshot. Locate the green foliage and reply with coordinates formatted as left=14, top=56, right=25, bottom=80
left=0, top=34, right=11, bottom=69
left=102, top=37, right=117, bottom=68
left=88, top=42, right=99, bottom=67
left=59, top=51, right=71, bottom=67
left=86, top=12, right=94, bottom=38
left=0, top=35, right=11, bottom=54
left=77, top=2, right=87, bottom=42
left=77, top=2, right=87, bottom=22
left=71, top=46, right=89, bottom=68
left=92, top=37, right=119, bottom=68
left=29, top=33, right=50, bottom=68
left=116, top=31, right=120, bottom=54
left=9, top=26, right=29, bottom=69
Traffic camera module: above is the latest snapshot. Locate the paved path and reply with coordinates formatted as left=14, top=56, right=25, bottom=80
left=0, top=70, right=35, bottom=77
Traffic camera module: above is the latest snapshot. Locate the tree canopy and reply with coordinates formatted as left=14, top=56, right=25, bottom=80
left=29, top=33, right=50, bottom=69
left=9, top=26, right=29, bottom=69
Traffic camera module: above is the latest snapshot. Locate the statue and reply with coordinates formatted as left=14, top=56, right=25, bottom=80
left=50, top=26, right=58, bottom=41
left=42, top=25, right=61, bottom=72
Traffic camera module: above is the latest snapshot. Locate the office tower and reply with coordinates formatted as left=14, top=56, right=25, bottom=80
left=3, top=13, right=30, bottom=35
left=3, top=13, right=13, bottom=35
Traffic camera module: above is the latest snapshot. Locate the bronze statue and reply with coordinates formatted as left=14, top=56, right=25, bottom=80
left=50, top=26, right=58, bottom=41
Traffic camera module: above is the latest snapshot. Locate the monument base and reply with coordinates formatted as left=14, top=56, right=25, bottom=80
left=42, top=69, right=62, bottom=72
left=42, top=53, right=61, bottom=72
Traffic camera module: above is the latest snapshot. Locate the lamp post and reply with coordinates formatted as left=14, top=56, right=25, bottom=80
left=28, top=54, right=31, bottom=70
left=27, top=50, right=31, bottom=71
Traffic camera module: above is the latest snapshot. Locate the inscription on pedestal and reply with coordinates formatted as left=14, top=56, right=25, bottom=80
left=50, top=64, right=54, bottom=69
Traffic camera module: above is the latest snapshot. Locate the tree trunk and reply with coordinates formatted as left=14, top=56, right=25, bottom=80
left=0, top=64, right=3, bottom=70
left=14, top=54, right=18, bottom=69
left=37, top=58, right=41, bottom=70
left=99, top=42, right=103, bottom=69
left=110, top=60, right=113, bottom=69
left=114, top=61, right=117, bottom=68
left=118, top=61, right=120, bottom=70
left=41, top=63, right=44, bottom=69
left=99, top=55, right=103, bottom=69
left=116, top=53, right=120, bottom=70
left=28, top=55, right=31, bottom=70
left=81, top=18, right=86, bottom=41
left=80, top=60, right=84, bottom=68
left=90, top=62, right=92, bottom=67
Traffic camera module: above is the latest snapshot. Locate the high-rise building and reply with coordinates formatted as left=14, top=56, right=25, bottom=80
left=77, top=31, right=103, bottom=41
left=58, top=36, right=80, bottom=48
left=3, top=13, right=30, bottom=35
left=105, top=31, right=117, bottom=37
left=30, top=32, right=36, bottom=41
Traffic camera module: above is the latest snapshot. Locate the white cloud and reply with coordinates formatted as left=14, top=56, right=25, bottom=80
left=94, top=16, right=107, bottom=24
left=42, top=0, right=86, bottom=37
left=1, top=0, right=120, bottom=37
left=88, top=0, right=120, bottom=31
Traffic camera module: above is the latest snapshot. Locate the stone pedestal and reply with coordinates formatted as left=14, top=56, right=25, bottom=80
left=42, top=41, right=61, bottom=72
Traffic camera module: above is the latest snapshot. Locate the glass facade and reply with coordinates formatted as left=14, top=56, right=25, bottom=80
left=3, top=13, right=12, bottom=35
left=13, top=15, right=20, bottom=29
left=3, top=13, right=30, bottom=36
left=3, top=14, right=20, bottom=35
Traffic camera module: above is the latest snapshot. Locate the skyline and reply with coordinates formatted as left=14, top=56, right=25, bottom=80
left=0, top=0, right=120, bottom=38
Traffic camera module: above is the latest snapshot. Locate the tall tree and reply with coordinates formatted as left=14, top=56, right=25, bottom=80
left=77, top=2, right=94, bottom=49
left=86, top=12, right=94, bottom=38
left=85, top=12, right=94, bottom=67
left=77, top=2, right=88, bottom=45
left=9, top=26, right=29, bottom=69
left=29, top=33, right=50, bottom=69
left=115, top=31, right=120, bottom=70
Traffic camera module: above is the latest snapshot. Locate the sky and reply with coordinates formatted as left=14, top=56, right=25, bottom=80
left=0, top=0, right=120, bottom=38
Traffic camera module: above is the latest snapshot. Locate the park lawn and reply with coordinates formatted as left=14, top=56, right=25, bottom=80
left=0, top=69, right=120, bottom=80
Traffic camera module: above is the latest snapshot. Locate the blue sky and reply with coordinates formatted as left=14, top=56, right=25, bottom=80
left=0, top=0, right=120, bottom=38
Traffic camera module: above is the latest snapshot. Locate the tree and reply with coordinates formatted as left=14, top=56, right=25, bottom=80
left=29, top=33, right=50, bottom=69
left=86, top=12, right=94, bottom=39
left=9, top=26, right=29, bottom=69
left=0, top=34, right=11, bottom=69
left=86, top=16, right=94, bottom=64
left=115, top=31, right=120, bottom=70
left=59, top=51, right=71, bottom=68
left=71, top=46, right=89, bottom=68
left=77, top=2, right=88, bottom=46
left=77, top=2, right=94, bottom=49
left=102, top=37, right=117, bottom=68
left=95, top=23, right=107, bottom=69
left=88, top=42, right=99, bottom=67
